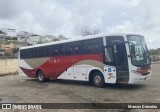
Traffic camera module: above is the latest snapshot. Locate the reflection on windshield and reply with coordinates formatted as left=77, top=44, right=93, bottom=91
left=127, top=35, right=150, bottom=67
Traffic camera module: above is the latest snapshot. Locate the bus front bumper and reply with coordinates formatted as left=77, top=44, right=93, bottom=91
left=128, top=72, right=151, bottom=84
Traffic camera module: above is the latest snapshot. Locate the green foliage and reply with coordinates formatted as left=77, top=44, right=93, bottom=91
left=0, top=30, right=6, bottom=34
left=5, top=37, right=11, bottom=40
left=0, top=49, right=4, bottom=52
left=4, top=52, right=10, bottom=56
left=82, top=27, right=100, bottom=37
left=13, top=48, right=19, bottom=54
left=149, top=49, right=158, bottom=55
left=12, top=37, right=18, bottom=40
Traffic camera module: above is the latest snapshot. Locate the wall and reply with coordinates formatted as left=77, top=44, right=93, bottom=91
left=1, top=43, right=15, bottom=50
left=29, top=36, right=40, bottom=45
left=0, top=59, right=18, bottom=75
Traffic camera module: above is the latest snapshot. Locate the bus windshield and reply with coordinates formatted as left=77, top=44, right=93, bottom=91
left=127, top=35, right=151, bottom=67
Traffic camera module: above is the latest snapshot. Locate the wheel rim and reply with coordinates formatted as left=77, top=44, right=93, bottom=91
left=38, top=72, right=43, bottom=81
left=94, top=75, right=101, bottom=84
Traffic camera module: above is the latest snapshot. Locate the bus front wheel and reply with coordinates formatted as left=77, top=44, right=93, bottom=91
left=92, top=72, right=105, bottom=87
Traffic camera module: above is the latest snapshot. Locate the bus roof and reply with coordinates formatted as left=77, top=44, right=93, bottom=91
left=19, top=33, right=139, bottom=50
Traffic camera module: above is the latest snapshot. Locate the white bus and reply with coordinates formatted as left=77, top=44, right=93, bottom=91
left=19, top=33, right=151, bottom=87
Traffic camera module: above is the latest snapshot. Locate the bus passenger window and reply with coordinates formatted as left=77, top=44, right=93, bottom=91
left=32, top=48, right=39, bottom=58
left=51, top=44, right=65, bottom=56
left=28, top=49, right=32, bottom=59
left=65, top=42, right=82, bottom=55
left=105, top=47, right=113, bottom=63
left=82, top=38, right=103, bottom=54
left=39, top=46, right=50, bottom=58
left=20, top=49, right=29, bottom=59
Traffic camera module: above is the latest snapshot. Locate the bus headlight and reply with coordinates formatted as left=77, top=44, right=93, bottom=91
left=131, top=67, right=151, bottom=76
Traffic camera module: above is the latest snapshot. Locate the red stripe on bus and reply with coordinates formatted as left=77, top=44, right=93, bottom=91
left=20, top=54, right=103, bottom=78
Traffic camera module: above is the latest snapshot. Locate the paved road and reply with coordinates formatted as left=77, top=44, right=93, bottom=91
left=0, top=64, right=160, bottom=112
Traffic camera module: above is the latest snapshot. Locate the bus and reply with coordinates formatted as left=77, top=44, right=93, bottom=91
left=19, top=33, right=151, bottom=87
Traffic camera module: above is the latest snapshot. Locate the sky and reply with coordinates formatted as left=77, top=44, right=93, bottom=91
left=0, top=0, right=160, bottom=48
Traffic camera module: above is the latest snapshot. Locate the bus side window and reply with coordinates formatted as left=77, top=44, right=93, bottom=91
left=82, top=40, right=88, bottom=53
left=51, top=44, right=65, bottom=56
left=65, top=42, right=82, bottom=55
left=51, top=45, right=56, bottom=56
left=20, top=50, right=24, bottom=59
left=65, top=44, right=72, bottom=55
left=32, top=48, right=39, bottom=58
left=105, top=47, right=113, bottom=63
left=24, top=49, right=28, bottom=59
left=39, top=46, right=50, bottom=58
left=91, top=38, right=102, bottom=53
left=21, top=49, right=28, bottom=59
left=28, top=49, right=32, bottom=59
left=74, top=46, right=81, bottom=54
left=58, top=44, right=65, bottom=55
left=83, top=40, right=94, bottom=53
left=82, top=38, right=103, bottom=54
left=39, top=47, right=43, bottom=57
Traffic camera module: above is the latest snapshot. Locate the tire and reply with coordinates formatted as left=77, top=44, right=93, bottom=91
left=92, top=72, right=105, bottom=87
left=37, top=71, right=45, bottom=83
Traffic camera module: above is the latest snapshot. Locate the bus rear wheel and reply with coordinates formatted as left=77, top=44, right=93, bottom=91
left=37, top=71, right=49, bottom=83
left=92, top=72, right=105, bottom=87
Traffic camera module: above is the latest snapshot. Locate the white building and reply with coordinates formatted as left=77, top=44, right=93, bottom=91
left=1, top=28, right=16, bottom=37
left=17, top=31, right=41, bottom=44
left=28, top=35, right=40, bottom=45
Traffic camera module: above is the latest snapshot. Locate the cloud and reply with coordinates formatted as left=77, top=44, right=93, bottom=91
left=105, top=0, right=160, bottom=48
left=0, top=0, right=160, bottom=48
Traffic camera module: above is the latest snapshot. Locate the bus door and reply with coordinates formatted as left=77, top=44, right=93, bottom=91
left=104, top=36, right=129, bottom=83
left=104, top=46, right=117, bottom=83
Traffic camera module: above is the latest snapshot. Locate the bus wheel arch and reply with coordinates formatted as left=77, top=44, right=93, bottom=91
left=36, top=69, right=42, bottom=78
left=89, top=69, right=105, bottom=87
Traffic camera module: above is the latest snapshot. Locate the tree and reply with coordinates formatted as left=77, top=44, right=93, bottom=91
left=13, top=48, right=19, bottom=54
left=149, top=49, right=158, bottom=55
left=82, top=27, right=100, bottom=37
left=58, top=34, right=66, bottom=40
left=12, top=37, right=18, bottom=40
left=0, top=30, right=6, bottom=34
